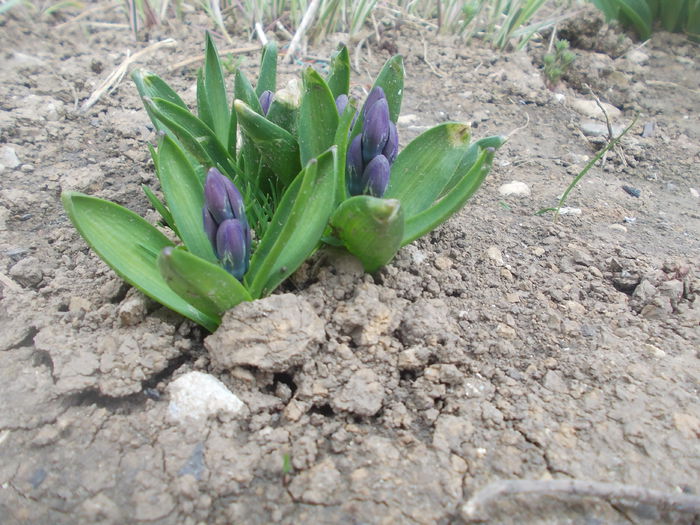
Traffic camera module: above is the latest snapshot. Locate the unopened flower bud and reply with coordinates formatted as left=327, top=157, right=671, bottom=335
left=335, top=94, right=349, bottom=116
left=362, top=97, right=390, bottom=164
left=363, top=86, right=386, bottom=118
left=259, top=90, right=274, bottom=116
left=216, top=219, right=249, bottom=280
left=204, top=168, right=246, bottom=228
left=363, top=154, right=390, bottom=198
left=382, top=121, right=398, bottom=163
left=346, top=134, right=365, bottom=196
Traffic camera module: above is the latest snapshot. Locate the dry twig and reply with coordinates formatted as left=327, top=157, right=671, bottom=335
left=461, top=479, right=700, bottom=522
left=284, top=0, right=321, bottom=64
left=80, top=39, right=177, bottom=113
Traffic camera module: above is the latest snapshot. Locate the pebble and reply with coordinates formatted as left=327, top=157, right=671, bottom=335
left=559, top=207, right=581, bottom=215
left=690, top=188, right=699, bottom=199
left=622, top=185, right=641, bottom=198
left=0, top=146, right=20, bottom=170
left=626, top=49, right=649, bottom=65
left=609, top=224, right=627, bottom=232
left=0, top=205, right=9, bottom=230
left=498, top=181, right=530, bottom=197
left=168, top=371, right=245, bottom=423
left=580, top=120, right=623, bottom=137
left=486, top=246, right=504, bottom=266
left=9, top=256, right=43, bottom=288
left=642, top=121, right=656, bottom=138
left=570, top=98, right=621, bottom=120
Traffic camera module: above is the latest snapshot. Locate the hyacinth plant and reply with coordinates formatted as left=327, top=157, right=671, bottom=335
left=62, top=33, right=503, bottom=331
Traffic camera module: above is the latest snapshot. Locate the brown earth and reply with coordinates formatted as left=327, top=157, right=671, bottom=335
left=1, top=3, right=699, bottom=524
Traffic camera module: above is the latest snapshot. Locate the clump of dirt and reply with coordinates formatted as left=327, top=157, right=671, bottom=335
left=0, top=4, right=698, bottom=524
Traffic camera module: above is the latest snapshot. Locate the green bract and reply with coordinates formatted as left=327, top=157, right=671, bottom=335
left=62, top=33, right=503, bottom=331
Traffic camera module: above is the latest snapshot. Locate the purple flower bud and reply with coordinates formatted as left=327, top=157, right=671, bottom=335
left=259, top=90, right=274, bottom=116
left=362, top=154, right=390, bottom=198
left=204, top=168, right=247, bottom=227
left=335, top=94, right=349, bottom=116
left=346, top=134, right=365, bottom=196
left=361, top=97, right=390, bottom=164
left=382, top=121, right=398, bottom=164
left=203, top=207, right=217, bottom=248
left=216, top=219, right=249, bottom=280
left=363, top=86, right=386, bottom=118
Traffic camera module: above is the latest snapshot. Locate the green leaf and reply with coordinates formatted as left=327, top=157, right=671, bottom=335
left=234, top=99, right=301, bottom=187
left=591, top=0, right=621, bottom=20
left=384, top=123, right=473, bottom=219
left=246, top=147, right=338, bottom=298
left=131, top=69, right=188, bottom=132
left=141, top=184, right=179, bottom=236
left=61, top=192, right=218, bottom=331
left=402, top=147, right=494, bottom=246
left=156, top=135, right=217, bottom=262
left=326, top=44, right=350, bottom=99
left=658, top=0, right=685, bottom=31
left=145, top=97, right=239, bottom=181
left=227, top=95, right=238, bottom=155
left=618, top=0, right=653, bottom=39
left=256, top=41, right=278, bottom=96
left=234, top=69, right=263, bottom=178
left=158, top=246, right=251, bottom=319
left=266, top=97, right=299, bottom=136
left=439, top=135, right=505, bottom=197
left=234, top=68, right=263, bottom=114
left=330, top=196, right=404, bottom=272
left=200, top=32, right=230, bottom=145
left=298, top=67, right=339, bottom=166
left=350, top=55, right=404, bottom=142
left=332, top=103, right=356, bottom=206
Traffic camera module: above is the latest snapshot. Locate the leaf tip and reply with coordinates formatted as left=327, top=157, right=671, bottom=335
left=446, top=124, right=471, bottom=147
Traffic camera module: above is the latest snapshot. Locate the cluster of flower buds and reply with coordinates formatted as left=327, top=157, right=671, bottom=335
left=343, top=87, right=398, bottom=198
left=202, top=168, right=251, bottom=280
left=259, top=90, right=274, bottom=116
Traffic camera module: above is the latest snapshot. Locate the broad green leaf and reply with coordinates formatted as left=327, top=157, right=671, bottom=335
left=687, top=0, right=700, bottom=40
left=402, top=147, right=494, bottom=246
left=145, top=97, right=239, bottom=181
left=141, top=184, right=179, bottom=236
left=61, top=192, right=217, bottom=331
left=246, top=148, right=338, bottom=298
left=200, top=32, right=230, bottom=145
left=298, top=67, right=339, bottom=166
left=591, top=0, right=620, bottom=19
left=227, top=94, right=238, bottom=155
left=196, top=68, right=215, bottom=144
left=234, top=68, right=263, bottom=114
left=326, top=44, right=350, bottom=99
left=333, top=103, right=356, bottom=205
left=234, top=69, right=263, bottom=179
left=351, top=55, right=404, bottom=142
left=266, top=97, right=299, bottom=136
left=157, top=135, right=216, bottom=262
left=440, top=135, right=505, bottom=197
left=234, top=99, right=301, bottom=187
left=132, top=69, right=188, bottom=133
left=158, top=246, right=251, bottom=320
left=330, top=196, right=404, bottom=272
left=384, top=123, right=473, bottom=219
left=256, top=41, right=278, bottom=96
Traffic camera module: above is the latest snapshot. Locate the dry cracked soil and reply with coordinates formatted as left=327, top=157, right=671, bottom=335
left=0, top=3, right=699, bottom=524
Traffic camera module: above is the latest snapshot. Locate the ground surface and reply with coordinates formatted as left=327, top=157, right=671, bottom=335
left=0, top=3, right=699, bottom=524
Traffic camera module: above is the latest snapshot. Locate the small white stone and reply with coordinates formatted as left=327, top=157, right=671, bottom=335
left=486, top=246, right=504, bottom=266
left=553, top=93, right=566, bottom=104
left=570, top=98, right=621, bottom=120
left=397, top=114, right=418, bottom=125
left=0, top=146, right=20, bottom=169
left=498, top=181, right=530, bottom=197
left=626, top=50, right=649, bottom=65
left=559, top=207, right=582, bottom=215
left=690, top=188, right=699, bottom=199
left=168, top=371, right=245, bottom=423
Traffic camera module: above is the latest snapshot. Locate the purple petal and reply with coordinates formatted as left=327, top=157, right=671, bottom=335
left=204, top=167, right=246, bottom=226
left=362, top=97, right=390, bottom=164
left=259, top=90, right=274, bottom=115
left=216, top=219, right=249, bottom=280
left=335, top=94, right=349, bottom=116
left=382, top=121, right=398, bottom=164
left=346, top=134, right=365, bottom=196
left=363, top=154, right=390, bottom=198
left=203, top=207, right=218, bottom=251
left=363, top=86, right=386, bottom=118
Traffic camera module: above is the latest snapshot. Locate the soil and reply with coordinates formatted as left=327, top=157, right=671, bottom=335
left=1, top=3, right=699, bottom=524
